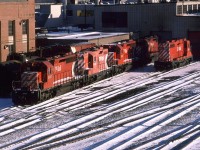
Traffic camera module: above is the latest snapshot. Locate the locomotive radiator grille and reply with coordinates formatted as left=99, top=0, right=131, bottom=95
left=158, top=43, right=170, bottom=62
left=134, top=46, right=142, bottom=58
left=77, top=53, right=84, bottom=70
left=78, top=58, right=84, bottom=69
left=74, top=55, right=85, bottom=76
left=21, top=72, right=38, bottom=90
left=107, top=52, right=114, bottom=66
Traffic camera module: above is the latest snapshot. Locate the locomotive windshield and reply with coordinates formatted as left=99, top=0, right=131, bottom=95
left=23, top=61, right=47, bottom=73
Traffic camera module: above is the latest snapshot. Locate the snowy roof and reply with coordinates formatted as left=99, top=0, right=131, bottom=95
left=37, top=31, right=130, bottom=40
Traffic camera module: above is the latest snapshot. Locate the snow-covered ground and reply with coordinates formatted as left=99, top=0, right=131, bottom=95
left=0, top=98, right=12, bottom=109
left=0, top=62, right=200, bottom=150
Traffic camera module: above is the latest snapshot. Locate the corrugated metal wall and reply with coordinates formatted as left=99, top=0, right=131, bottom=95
left=95, top=3, right=200, bottom=39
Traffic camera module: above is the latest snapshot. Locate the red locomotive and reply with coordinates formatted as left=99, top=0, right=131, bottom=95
left=104, top=39, right=136, bottom=71
left=11, top=37, right=193, bottom=105
left=154, top=38, right=193, bottom=70
left=134, top=35, right=159, bottom=65
left=12, top=40, right=137, bottom=105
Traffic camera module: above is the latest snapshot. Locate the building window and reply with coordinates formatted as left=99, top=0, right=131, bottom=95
left=22, top=20, right=28, bottom=34
left=67, top=10, right=73, bottom=16
left=8, top=45, right=14, bottom=54
left=86, top=10, right=94, bottom=17
left=193, top=4, right=197, bottom=13
left=188, top=5, right=192, bottom=14
left=102, top=12, right=127, bottom=28
left=183, top=5, right=187, bottom=14
left=198, top=4, right=200, bottom=12
left=8, top=21, right=14, bottom=36
left=77, top=10, right=94, bottom=17
left=177, top=5, right=182, bottom=15
left=77, top=10, right=85, bottom=17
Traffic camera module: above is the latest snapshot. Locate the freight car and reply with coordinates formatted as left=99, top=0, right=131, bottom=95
left=12, top=40, right=137, bottom=105
left=154, top=38, right=193, bottom=70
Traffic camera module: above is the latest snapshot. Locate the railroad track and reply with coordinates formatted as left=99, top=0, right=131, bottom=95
left=0, top=62, right=200, bottom=149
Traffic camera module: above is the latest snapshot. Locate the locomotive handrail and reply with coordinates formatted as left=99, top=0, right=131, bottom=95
left=12, top=80, right=40, bottom=91
left=12, top=81, right=21, bottom=90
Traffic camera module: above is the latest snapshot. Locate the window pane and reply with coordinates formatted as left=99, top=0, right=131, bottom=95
left=177, top=5, right=182, bottom=15
left=86, top=10, right=94, bottom=17
left=8, top=21, right=14, bottom=36
left=193, top=4, right=197, bottom=13
left=22, top=20, right=28, bottom=34
left=67, top=10, right=73, bottom=16
left=102, top=12, right=127, bottom=28
left=77, top=10, right=85, bottom=17
left=183, top=5, right=187, bottom=14
left=8, top=45, right=14, bottom=54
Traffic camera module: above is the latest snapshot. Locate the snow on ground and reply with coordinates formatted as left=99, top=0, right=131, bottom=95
left=0, top=98, right=12, bottom=109
left=0, top=62, right=200, bottom=149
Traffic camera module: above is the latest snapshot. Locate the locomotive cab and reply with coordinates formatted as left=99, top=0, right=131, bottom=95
left=154, top=38, right=193, bottom=70
left=83, top=47, right=109, bottom=75
left=104, top=40, right=136, bottom=66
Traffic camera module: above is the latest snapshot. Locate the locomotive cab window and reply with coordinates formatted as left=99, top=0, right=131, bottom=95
left=170, top=44, right=175, bottom=48
left=66, top=56, right=75, bottom=63
left=59, top=59, right=66, bottom=63
left=184, top=42, right=187, bottom=48
left=48, top=68, right=51, bottom=74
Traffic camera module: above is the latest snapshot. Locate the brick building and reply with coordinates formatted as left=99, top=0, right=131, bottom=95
left=0, top=0, right=35, bottom=62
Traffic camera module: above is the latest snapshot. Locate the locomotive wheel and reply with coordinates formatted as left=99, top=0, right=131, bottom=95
left=185, top=59, right=189, bottom=65
left=48, top=93, right=52, bottom=99
left=41, top=93, right=47, bottom=102
left=172, top=62, right=178, bottom=69
left=76, top=82, right=80, bottom=88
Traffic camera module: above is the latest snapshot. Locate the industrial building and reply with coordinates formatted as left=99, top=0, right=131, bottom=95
left=0, top=0, right=35, bottom=62
left=93, top=1, right=200, bottom=58
left=94, top=2, right=200, bottom=37
left=35, top=1, right=200, bottom=58
left=62, top=1, right=200, bottom=58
